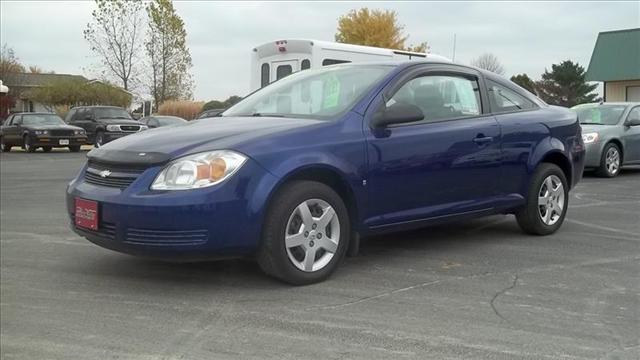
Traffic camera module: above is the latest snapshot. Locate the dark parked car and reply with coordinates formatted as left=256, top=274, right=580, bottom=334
left=1, top=112, right=87, bottom=152
left=68, top=62, right=585, bottom=285
left=196, top=109, right=225, bottom=119
left=138, top=115, right=187, bottom=128
left=65, top=106, right=147, bottom=147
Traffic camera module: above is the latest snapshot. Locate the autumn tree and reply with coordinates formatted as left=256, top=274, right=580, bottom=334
left=0, top=44, right=25, bottom=80
left=84, top=0, right=144, bottom=91
left=471, top=53, right=505, bottom=75
left=335, top=8, right=428, bottom=52
left=535, top=60, right=598, bottom=107
left=27, top=78, right=132, bottom=111
left=510, top=74, right=537, bottom=95
left=146, top=0, right=193, bottom=108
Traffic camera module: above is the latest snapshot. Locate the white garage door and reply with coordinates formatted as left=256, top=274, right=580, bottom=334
left=627, top=86, right=640, bottom=101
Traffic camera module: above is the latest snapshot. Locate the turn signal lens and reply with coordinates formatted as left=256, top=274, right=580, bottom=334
left=151, top=150, right=247, bottom=190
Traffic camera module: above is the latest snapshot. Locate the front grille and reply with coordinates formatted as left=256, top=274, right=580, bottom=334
left=84, top=161, right=146, bottom=189
left=50, top=129, right=75, bottom=137
left=71, top=214, right=116, bottom=240
left=124, top=228, right=209, bottom=246
left=120, top=125, right=140, bottom=132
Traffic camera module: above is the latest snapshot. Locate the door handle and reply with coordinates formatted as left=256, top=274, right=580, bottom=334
left=473, top=135, right=493, bottom=145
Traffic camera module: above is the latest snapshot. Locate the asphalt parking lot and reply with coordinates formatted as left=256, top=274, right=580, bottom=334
left=1, top=150, right=638, bottom=360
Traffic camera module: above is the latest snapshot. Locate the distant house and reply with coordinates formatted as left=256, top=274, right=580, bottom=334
left=2, top=73, right=89, bottom=113
left=1, top=72, right=132, bottom=114
left=586, top=28, right=640, bottom=102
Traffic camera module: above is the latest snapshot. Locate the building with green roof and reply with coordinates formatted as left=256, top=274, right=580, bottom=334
left=586, top=28, right=640, bottom=102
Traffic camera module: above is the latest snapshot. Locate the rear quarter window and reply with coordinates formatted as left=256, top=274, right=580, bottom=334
left=487, top=80, right=536, bottom=113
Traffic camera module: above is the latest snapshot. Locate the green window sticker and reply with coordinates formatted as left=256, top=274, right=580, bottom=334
left=322, top=75, right=340, bottom=109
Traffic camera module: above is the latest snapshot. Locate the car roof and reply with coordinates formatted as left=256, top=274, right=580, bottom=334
left=11, top=112, right=58, bottom=115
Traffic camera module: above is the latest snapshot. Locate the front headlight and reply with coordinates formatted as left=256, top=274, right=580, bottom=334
left=582, top=132, right=599, bottom=144
left=151, top=150, right=247, bottom=190
left=74, top=130, right=85, bottom=135
left=34, top=130, right=49, bottom=136
left=139, top=125, right=148, bottom=131
left=106, top=124, right=120, bottom=132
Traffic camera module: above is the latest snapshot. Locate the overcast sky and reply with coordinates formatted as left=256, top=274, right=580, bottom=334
left=1, top=1, right=639, bottom=101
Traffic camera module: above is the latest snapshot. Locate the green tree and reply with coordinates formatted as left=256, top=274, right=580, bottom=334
left=84, top=0, right=144, bottom=91
left=510, top=73, right=537, bottom=95
left=202, top=100, right=226, bottom=111
left=223, top=95, right=242, bottom=107
left=535, top=60, right=599, bottom=107
left=146, top=0, right=193, bottom=109
left=335, top=8, right=428, bottom=52
left=27, top=79, right=131, bottom=111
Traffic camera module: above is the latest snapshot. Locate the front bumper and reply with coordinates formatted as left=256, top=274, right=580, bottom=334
left=66, top=158, right=279, bottom=259
left=583, top=141, right=604, bottom=168
left=34, top=135, right=87, bottom=147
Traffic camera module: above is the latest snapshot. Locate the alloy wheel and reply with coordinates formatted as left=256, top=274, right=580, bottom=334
left=537, top=175, right=565, bottom=226
left=605, top=147, right=620, bottom=175
left=284, top=199, right=340, bottom=272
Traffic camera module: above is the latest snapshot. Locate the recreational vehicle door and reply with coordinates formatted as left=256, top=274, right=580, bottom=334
left=271, top=60, right=298, bottom=82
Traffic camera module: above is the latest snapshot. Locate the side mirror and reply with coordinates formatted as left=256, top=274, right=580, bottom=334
left=625, top=117, right=640, bottom=126
left=371, top=102, right=424, bottom=128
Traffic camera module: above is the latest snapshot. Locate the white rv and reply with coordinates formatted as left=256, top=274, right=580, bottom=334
left=250, top=39, right=450, bottom=91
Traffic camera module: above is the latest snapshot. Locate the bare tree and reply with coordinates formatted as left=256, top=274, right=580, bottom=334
left=471, top=53, right=505, bottom=75
left=84, top=0, right=143, bottom=91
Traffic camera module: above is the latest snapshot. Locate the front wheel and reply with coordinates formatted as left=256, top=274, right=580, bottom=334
left=257, top=181, right=350, bottom=285
left=516, top=163, right=568, bottom=235
left=42, top=146, right=52, bottom=153
left=94, top=131, right=105, bottom=148
left=0, top=138, right=10, bottom=152
left=595, top=143, right=621, bottom=178
left=23, top=136, right=36, bottom=153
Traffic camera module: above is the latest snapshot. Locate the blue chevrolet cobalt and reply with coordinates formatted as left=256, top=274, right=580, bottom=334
left=68, top=62, right=585, bottom=284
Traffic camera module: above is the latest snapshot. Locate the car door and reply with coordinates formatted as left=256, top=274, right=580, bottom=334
left=7, top=115, right=23, bottom=144
left=622, top=106, right=640, bottom=162
left=364, top=66, right=502, bottom=228
left=71, top=109, right=97, bottom=138
left=2, top=115, right=20, bottom=144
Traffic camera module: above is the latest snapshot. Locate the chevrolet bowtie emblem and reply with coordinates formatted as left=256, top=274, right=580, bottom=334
left=99, top=170, right=112, bottom=178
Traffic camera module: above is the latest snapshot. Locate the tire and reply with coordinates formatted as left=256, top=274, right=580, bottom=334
left=257, top=180, right=350, bottom=285
left=595, top=142, right=621, bottom=178
left=0, top=138, right=10, bottom=152
left=42, top=146, right=52, bottom=153
left=94, top=131, right=105, bottom=148
left=69, top=145, right=81, bottom=152
left=23, top=135, right=36, bottom=153
left=516, top=163, right=568, bottom=235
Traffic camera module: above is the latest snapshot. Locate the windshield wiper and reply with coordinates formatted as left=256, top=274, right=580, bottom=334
left=580, top=122, right=604, bottom=125
left=237, top=113, right=287, bottom=118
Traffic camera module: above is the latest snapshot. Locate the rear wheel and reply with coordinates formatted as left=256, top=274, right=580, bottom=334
left=257, top=181, right=350, bottom=285
left=595, top=143, right=621, bottom=178
left=23, top=135, right=36, bottom=153
left=42, top=146, right=52, bottom=153
left=516, top=163, right=568, bottom=235
left=69, top=145, right=81, bottom=152
left=0, top=138, right=10, bottom=152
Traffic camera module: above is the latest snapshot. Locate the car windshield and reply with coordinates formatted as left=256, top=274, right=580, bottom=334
left=574, top=105, right=626, bottom=125
left=223, top=65, right=394, bottom=120
left=157, top=116, right=186, bottom=126
left=22, top=114, right=66, bottom=126
left=94, top=108, right=132, bottom=120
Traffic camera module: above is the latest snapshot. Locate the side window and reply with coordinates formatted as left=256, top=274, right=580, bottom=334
left=627, top=107, right=640, bottom=121
left=322, top=59, right=351, bottom=66
left=301, top=59, right=311, bottom=70
left=261, top=63, right=270, bottom=88
left=5, top=115, right=14, bottom=125
left=65, top=109, right=76, bottom=123
left=388, top=74, right=481, bottom=123
left=276, top=65, right=292, bottom=80
left=13, top=115, right=23, bottom=125
left=73, top=109, right=85, bottom=121
left=487, top=80, right=535, bottom=113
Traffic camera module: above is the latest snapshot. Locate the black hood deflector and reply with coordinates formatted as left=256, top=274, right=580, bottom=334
left=87, top=148, right=171, bottom=166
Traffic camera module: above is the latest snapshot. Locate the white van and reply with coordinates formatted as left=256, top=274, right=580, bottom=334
left=250, top=39, right=451, bottom=91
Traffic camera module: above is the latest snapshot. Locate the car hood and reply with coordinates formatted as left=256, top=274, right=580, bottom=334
left=88, top=116, right=323, bottom=165
left=580, top=124, right=617, bottom=133
left=24, top=124, right=84, bottom=131
left=97, top=118, right=141, bottom=125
